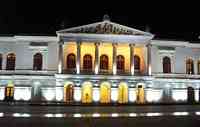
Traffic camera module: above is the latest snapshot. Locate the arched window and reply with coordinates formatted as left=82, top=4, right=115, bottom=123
left=33, top=53, right=43, bottom=70
left=83, top=54, right=92, bottom=70
left=6, top=53, right=16, bottom=70
left=197, top=60, right=200, bottom=74
left=0, top=54, right=2, bottom=70
left=100, top=55, right=109, bottom=70
left=117, top=55, right=125, bottom=71
left=186, top=59, right=194, bottom=74
left=163, top=56, right=171, bottom=73
left=134, top=55, right=140, bottom=70
left=67, top=53, right=76, bottom=69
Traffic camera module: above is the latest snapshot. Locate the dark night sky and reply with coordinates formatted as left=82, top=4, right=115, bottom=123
left=1, top=1, right=200, bottom=41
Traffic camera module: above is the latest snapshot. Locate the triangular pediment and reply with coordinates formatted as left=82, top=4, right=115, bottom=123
left=57, top=20, right=153, bottom=37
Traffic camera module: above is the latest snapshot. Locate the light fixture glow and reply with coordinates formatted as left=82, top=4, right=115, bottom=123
left=129, top=113, right=137, bottom=117
left=0, top=113, right=4, bottom=117
left=111, top=113, right=119, bottom=117
left=92, top=113, right=100, bottom=117
left=172, top=112, right=189, bottom=116
left=55, top=114, right=64, bottom=117
left=73, top=113, right=82, bottom=118
left=13, top=113, right=21, bottom=117
left=44, top=114, right=54, bottom=117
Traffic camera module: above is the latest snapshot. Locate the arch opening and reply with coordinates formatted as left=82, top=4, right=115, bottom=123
left=100, top=55, right=109, bottom=70
left=186, top=59, right=194, bottom=74
left=33, top=53, right=43, bottom=70
left=83, top=54, right=93, bottom=72
left=67, top=53, right=76, bottom=69
left=0, top=54, right=2, bottom=70
left=6, top=53, right=16, bottom=70
left=117, top=55, right=125, bottom=72
left=64, top=82, right=74, bottom=103
left=100, top=82, right=111, bottom=103
left=134, top=55, right=140, bottom=73
left=136, top=84, right=145, bottom=104
left=163, top=56, right=171, bottom=73
left=82, top=82, right=93, bottom=103
left=4, top=81, right=14, bottom=102
left=118, top=82, right=128, bottom=104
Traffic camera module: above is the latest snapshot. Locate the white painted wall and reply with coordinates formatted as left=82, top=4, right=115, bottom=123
left=0, top=41, right=58, bottom=71
left=151, top=45, right=161, bottom=73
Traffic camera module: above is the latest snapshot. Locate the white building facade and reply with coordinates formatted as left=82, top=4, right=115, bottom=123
left=0, top=18, right=200, bottom=104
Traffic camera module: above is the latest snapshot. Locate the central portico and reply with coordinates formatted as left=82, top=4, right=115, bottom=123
left=56, top=16, right=154, bottom=76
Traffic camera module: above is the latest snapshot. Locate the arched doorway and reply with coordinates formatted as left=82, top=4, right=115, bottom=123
left=100, top=55, right=109, bottom=70
left=117, top=55, right=125, bottom=72
left=33, top=53, right=43, bottom=70
left=187, top=87, right=194, bottom=103
left=67, top=53, right=76, bottom=69
left=118, top=82, right=128, bottom=104
left=64, top=82, right=74, bottom=103
left=82, top=82, right=93, bottom=103
left=4, top=81, right=14, bottom=102
left=197, top=60, right=200, bottom=74
left=163, top=56, right=171, bottom=73
left=134, top=55, right=140, bottom=72
left=0, top=54, right=2, bottom=70
left=136, top=84, right=145, bottom=104
left=186, top=59, right=194, bottom=74
left=83, top=54, right=92, bottom=71
left=100, top=82, right=111, bottom=103
left=6, top=53, right=16, bottom=70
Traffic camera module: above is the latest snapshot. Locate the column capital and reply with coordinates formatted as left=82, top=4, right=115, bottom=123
left=58, top=39, right=64, bottom=45
left=112, top=43, right=118, bottom=47
left=95, top=42, right=100, bottom=46
left=146, top=43, right=152, bottom=47
left=129, top=43, right=135, bottom=47
left=76, top=40, right=82, bottom=44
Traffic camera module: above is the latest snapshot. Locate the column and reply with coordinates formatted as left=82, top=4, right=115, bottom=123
left=93, top=87, right=100, bottom=102
left=147, top=44, right=152, bottom=76
left=58, top=38, right=64, bottom=74
left=94, top=42, right=100, bottom=74
left=112, top=43, right=117, bottom=75
left=129, top=44, right=135, bottom=75
left=76, top=41, right=81, bottom=74
left=194, top=60, right=198, bottom=75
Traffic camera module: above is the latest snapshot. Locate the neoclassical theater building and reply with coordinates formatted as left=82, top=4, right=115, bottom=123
left=0, top=17, right=200, bottom=104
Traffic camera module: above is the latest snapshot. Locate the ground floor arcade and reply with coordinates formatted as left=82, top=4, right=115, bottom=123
left=0, top=75, right=200, bottom=104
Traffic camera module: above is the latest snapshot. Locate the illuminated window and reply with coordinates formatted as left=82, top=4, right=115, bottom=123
left=67, top=53, right=76, bottom=69
left=163, top=56, right=171, bottom=73
left=197, top=60, right=200, bottom=74
left=6, top=53, right=16, bottom=70
left=0, top=54, right=2, bottom=70
left=186, top=59, right=194, bottom=74
left=117, top=55, right=125, bottom=71
left=134, top=55, right=140, bottom=70
left=83, top=54, right=92, bottom=70
left=33, top=53, right=42, bottom=70
left=100, top=55, right=109, bottom=70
